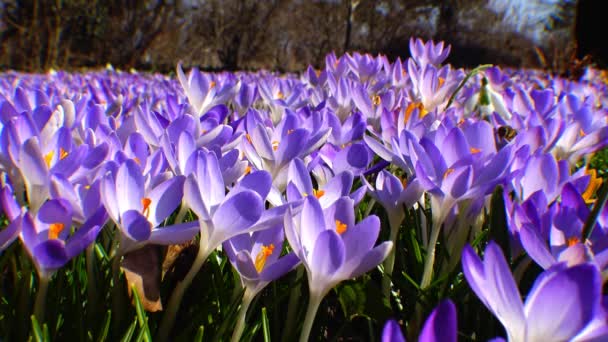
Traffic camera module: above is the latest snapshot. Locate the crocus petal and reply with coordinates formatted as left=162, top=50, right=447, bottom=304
left=0, top=216, right=21, bottom=251
left=525, top=264, right=600, bottom=341
left=147, top=176, right=185, bottom=227
left=260, top=253, right=301, bottom=282
left=148, top=221, right=199, bottom=245
left=235, top=251, right=260, bottom=280
left=288, top=158, right=314, bottom=196
left=347, top=241, right=392, bottom=279
left=309, top=229, right=345, bottom=290
left=382, top=320, right=405, bottom=342
left=300, top=196, right=327, bottom=255
left=116, top=159, right=145, bottom=214
left=121, top=210, right=152, bottom=242
left=520, top=224, right=556, bottom=269
left=209, top=190, right=263, bottom=248
left=33, top=239, right=68, bottom=272
left=233, top=170, right=272, bottom=200
left=184, top=174, right=210, bottom=221
left=419, top=300, right=457, bottom=342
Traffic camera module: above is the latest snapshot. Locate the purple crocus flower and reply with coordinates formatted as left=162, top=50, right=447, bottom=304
left=177, top=63, right=236, bottom=118
left=0, top=184, right=22, bottom=252
left=382, top=300, right=457, bottom=342
left=284, top=195, right=392, bottom=342
left=462, top=242, right=608, bottom=341
left=20, top=199, right=107, bottom=276
left=409, top=37, right=451, bottom=68
left=223, top=225, right=300, bottom=341
left=159, top=149, right=286, bottom=340
left=100, top=159, right=196, bottom=254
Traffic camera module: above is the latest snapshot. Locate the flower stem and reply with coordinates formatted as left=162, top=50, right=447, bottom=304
left=173, top=202, right=189, bottom=225
left=282, top=266, right=303, bottom=340
left=86, top=244, right=98, bottom=320
left=299, top=293, right=323, bottom=342
left=157, top=245, right=210, bottom=342
left=33, top=275, right=49, bottom=324
left=420, top=221, right=442, bottom=289
left=231, top=288, right=256, bottom=342
left=382, top=212, right=403, bottom=297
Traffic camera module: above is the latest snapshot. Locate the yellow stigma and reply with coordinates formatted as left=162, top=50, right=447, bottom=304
left=209, top=81, right=217, bottom=90
left=245, top=133, right=253, bottom=144
left=335, top=219, right=347, bottom=235
left=48, top=222, right=65, bottom=240
left=276, top=91, right=285, bottom=100
left=404, top=102, right=428, bottom=124
left=244, top=165, right=252, bottom=175
left=313, top=189, right=325, bottom=199
left=582, top=169, right=602, bottom=204
left=470, top=147, right=481, bottom=154
left=141, top=197, right=152, bottom=218
left=133, top=157, right=141, bottom=165
left=579, top=128, right=586, bottom=137
left=272, top=141, right=279, bottom=151
left=201, top=129, right=207, bottom=135
left=443, top=168, right=455, bottom=180
left=44, top=150, right=54, bottom=168
left=59, top=148, right=69, bottom=160
left=254, top=244, right=275, bottom=272
left=373, top=95, right=382, bottom=106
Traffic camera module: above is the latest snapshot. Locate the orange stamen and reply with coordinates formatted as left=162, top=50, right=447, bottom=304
left=141, top=198, right=152, bottom=218
left=272, top=141, right=279, bottom=151
left=438, top=77, right=445, bottom=88
left=48, top=223, right=65, bottom=240
left=335, top=219, right=347, bottom=235
left=373, top=95, right=382, bottom=106
left=582, top=169, right=603, bottom=204
left=254, top=244, right=275, bottom=272
left=579, top=128, right=586, bottom=137
left=59, top=148, right=69, bottom=160
left=245, top=133, right=253, bottom=144
left=133, top=157, right=141, bottom=165
left=287, top=129, right=295, bottom=135
left=470, top=147, right=481, bottom=154
left=209, top=81, right=217, bottom=90
left=567, top=236, right=580, bottom=247
left=244, top=165, right=252, bottom=175
left=276, top=91, right=285, bottom=100
left=313, top=189, right=325, bottom=199
left=443, top=168, right=455, bottom=180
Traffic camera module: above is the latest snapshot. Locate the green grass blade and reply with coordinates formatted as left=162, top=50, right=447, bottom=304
left=261, top=307, right=271, bottom=342
left=131, top=286, right=152, bottom=342
left=97, top=310, right=112, bottom=342
left=119, top=319, right=137, bottom=342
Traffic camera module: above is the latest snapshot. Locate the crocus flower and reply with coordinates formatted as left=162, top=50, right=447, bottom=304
left=462, top=241, right=608, bottom=341
left=177, top=63, right=236, bottom=118
left=20, top=199, right=107, bottom=276
left=100, top=159, right=197, bottom=254
left=409, top=37, right=451, bottom=68
left=223, top=225, right=300, bottom=342
left=382, top=300, right=457, bottom=342
left=284, top=196, right=392, bottom=342
left=0, top=184, right=21, bottom=252
left=158, top=149, right=287, bottom=340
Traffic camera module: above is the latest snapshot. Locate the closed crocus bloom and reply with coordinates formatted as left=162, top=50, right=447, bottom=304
left=285, top=195, right=392, bottom=342
left=382, top=300, right=457, bottom=342
left=462, top=242, right=608, bottom=342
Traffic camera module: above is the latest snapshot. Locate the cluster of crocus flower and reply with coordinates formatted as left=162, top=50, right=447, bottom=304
left=1, top=36, right=608, bottom=341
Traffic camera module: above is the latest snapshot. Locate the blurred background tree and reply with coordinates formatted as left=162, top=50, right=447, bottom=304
left=0, top=0, right=604, bottom=75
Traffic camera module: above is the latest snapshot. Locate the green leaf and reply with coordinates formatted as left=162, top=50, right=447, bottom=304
left=444, top=64, right=493, bottom=111
left=30, top=315, right=44, bottom=342
left=262, top=307, right=271, bottom=342
left=96, top=310, right=111, bottom=342
left=489, top=186, right=510, bottom=261
left=194, top=326, right=205, bottom=342
left=131, top=286, right=152, bottom=342
left=119, top=319, right=137, bottom=342
left=337, top=283, right=366, bottom=318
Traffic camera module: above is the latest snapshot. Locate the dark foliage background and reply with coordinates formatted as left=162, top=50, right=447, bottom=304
left=0, top=0, right=604, bottom=75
